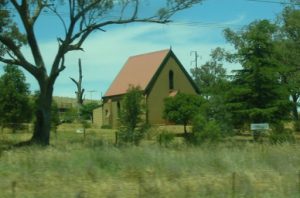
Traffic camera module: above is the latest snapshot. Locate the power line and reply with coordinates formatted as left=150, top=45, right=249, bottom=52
left=0, top=0, right=298, bottom=31
left=246, top=0, right=299, bottom=5
left=170, top=21, right=244, bottom=29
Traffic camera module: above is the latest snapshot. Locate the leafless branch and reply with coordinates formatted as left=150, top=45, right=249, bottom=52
left=47, top=6, right=68, bottom=35
left=67, top=17, right=169, bottom=53
left=0, top=57, right=18, bottom=65
left=11, top=0, right=45, bottom=69
left=58, top=55, right=66, bottom=73
left=31, top=0, right=45, bottom=25
left=70, top=77, right=78, bottom=86
left=0, top=35, right=38, bottom=76
left=131, top=0, right=139, bottom=20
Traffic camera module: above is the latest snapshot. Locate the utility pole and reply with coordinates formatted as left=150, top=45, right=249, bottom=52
left=190, top=51, right=201, bottom=68
left=87, top=90, right=96, bottom=100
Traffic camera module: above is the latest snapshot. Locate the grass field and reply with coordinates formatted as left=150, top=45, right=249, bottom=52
left=1, top=124, right=300, bottom=197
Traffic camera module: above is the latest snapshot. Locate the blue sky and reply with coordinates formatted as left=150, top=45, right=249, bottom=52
left=0, top=0, right=289, bottom=99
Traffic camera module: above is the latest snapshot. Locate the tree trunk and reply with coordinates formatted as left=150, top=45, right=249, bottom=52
left=30, top=79, right=54, bottom=145
left=292, top=94, right=299, bottom=121
left=184, top=124, right=187, bottom=134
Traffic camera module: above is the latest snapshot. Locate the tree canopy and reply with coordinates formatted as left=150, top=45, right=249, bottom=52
left=190, top=47, right=227, bottom=99
left=118, top=86, right=148, bottom=145
left=80, top=102, right=100, bottom=120
left=275, top=6, right=300, bottom=121
left=191, top=48, right=232, bottom=133
left=224, top=20, right=291, bottom=126
left=0, top=64, right=32, bottom=131
left=163, top=93, right=203, bottom=134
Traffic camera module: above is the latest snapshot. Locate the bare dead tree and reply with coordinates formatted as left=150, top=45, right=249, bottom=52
left=70, top=58, right=85, bottom=106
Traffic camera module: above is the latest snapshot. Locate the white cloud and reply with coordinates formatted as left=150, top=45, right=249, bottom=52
left=10, top=21, right=241, bottom=98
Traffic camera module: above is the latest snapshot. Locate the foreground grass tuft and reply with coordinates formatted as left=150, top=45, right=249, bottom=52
left=0, top=130, right=300, bottom=197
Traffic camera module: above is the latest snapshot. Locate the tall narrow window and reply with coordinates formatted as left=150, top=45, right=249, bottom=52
left=117, top=101, right=121, bottom=116
left=169, top=70, right=174, bottom=90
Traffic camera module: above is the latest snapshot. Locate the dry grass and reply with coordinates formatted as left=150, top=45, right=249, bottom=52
left=0, top=125, right=300, bottom=197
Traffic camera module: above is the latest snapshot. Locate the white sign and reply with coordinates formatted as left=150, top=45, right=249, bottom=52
left=250, top=123, right=269, bottom=130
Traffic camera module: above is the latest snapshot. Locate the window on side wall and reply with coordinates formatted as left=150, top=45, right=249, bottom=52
left=105, top=109, right=110, bottom=118
left=169, top=70, right=174, bottom=90
left=117, top=101, right=121, bottom=116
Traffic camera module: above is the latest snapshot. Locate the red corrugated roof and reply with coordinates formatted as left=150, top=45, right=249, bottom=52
left=104, top=49, right=170, bottom=97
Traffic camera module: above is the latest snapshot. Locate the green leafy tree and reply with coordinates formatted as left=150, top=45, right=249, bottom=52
left=191, top=48, right=233, bottom=133
left=269, top=122, right=295, bottom=144
left=275, top=6, right=300, bottom=121
left=224, top=20, right=291, bottom=128
left=163, top=93, right=203, bottom=134
left=191, top=47, right=228, bottom=99
left=60, top=107, right=77, bottom=123
left=192, top=115, right=222, bottom=144
left=80, top=102, right=100, bottom=120
left=0, top=64, right=32, bottom=132
left=118, top=86, right=148, bottom=145
left=0, top=0, right=202, bottom=145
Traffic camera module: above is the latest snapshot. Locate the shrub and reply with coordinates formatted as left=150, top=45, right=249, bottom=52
left=293, top=120, right=300, bottom=132
left=101, top=125, right=112, bottom=129
left=157, top=131, right=175, bottom=146
left=60, top=107, right=77, bottom=123
left=117, top=86, right=149, bottom=145
left=191, top=115, right=222, bottom=144
left=269, top=123, right=295, bottom=144
left=118, top=123, right=150, bottom=146
left=80, top=102, right=100, bottom=120
left=197, top=121, right=222, bottom=144
left=163, top=93, right=204, bottom=134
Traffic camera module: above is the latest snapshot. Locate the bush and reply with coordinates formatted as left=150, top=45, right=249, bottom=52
left=293, top=120, right=300, bottom=132
left=117, top=86, right=149, bottom=145
left=196, top=121, right=222, bottom=144
left=269, top=123, right=295, bottom=144
left=191, top=115, right=206, bottom=133
left=191, top=115, right=223, bottom=144
left=101, top=125, right=112, bottom=129
left=60, top=107, right=77, bottom=123
left=163, top=93, right=204, bottom=134
left=80, top=102, right=100, bottom=120
left=118, top=123, right=150, bottom=146
left=157, top=131, right=175, bottom=146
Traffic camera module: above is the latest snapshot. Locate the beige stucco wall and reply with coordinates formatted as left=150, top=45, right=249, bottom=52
left=102, top=56, right=197, bottom=128
left=102, top=98, right=122, bottom=128
left=93, top=107, right=103, bottom=127
left=102, top=96, right=147, bottom=128
left=147, top=56, right=197, bottom=125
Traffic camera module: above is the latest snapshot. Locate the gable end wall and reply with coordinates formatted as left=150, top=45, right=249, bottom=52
left=147, top=56, right=198, bottom=125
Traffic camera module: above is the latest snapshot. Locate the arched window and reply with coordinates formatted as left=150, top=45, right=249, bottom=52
left=169, top=70, right=174, bottom=90
left=105, top=109, right=110, bottom=117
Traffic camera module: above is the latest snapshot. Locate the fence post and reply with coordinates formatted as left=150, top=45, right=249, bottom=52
left=298, top=171, right=300, bottom=197
left=12, top=181, right=16, bottom=198
left=83, top=128, right=86, bottom=141
left=232, top=172, right=236, bottom=198
left=138, top=176, right=144, bottom=198
left=115, top=132, right=118, bottom=145
left=159, top=134, right=162, bottom=146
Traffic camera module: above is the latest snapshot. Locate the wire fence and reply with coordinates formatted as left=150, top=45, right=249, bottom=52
left=1, top=171, right=300, bottom=197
